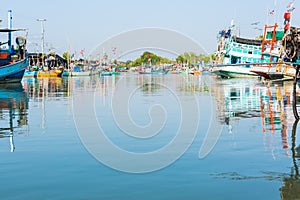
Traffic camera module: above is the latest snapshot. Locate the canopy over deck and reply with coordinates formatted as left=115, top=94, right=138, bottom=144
left=0, top=28, right=26, bottom=33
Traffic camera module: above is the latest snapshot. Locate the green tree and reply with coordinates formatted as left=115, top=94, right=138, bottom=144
left=175, top=52, right=216, bottom=65
left=183, top=52, right=191, bottom=64
left=131, top=51, right=173, bottom=67
left=62, top=52, right=71, bottom=61
left=176, top=55, right=186, bottom=64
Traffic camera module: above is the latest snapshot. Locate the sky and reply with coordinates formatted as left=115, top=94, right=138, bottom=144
left=1, top=0, right=299, bottom=59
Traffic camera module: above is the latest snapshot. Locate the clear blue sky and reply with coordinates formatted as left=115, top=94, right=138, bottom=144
left=1, top=0, right=299, bottom=58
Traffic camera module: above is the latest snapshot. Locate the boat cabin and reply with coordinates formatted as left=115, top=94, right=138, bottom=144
left=0, top=28, right=26, bottom=66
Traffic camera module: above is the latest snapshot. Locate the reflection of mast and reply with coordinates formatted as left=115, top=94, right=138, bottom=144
left=8, top=103, right=15, bottom=152
left=0, top=84, right=29, bottom=152
left=267, top=87, right=275, bottom=132
left=42, top=85, right=45, bottom=129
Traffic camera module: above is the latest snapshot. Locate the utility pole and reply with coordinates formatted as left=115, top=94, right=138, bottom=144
left=36, top=19, right=46, bottom=55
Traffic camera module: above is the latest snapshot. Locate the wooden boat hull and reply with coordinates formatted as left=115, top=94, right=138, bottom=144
left=212, top=66, right=258, bottom=78
left=37, top=70, right=63, bottom=78
left=0, top=58, right=28, bottom=83
left=251, top=70, right=284, bottom=80
left=251, top=65, right=296, bottom=79
left=70, top=71, right=91, bottom=76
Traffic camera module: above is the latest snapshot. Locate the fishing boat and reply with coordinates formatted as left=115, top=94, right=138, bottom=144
left=37, top=68, right=64, bottom=78
left=0, top=12, right=28, bottom=83
left=62, top=64, right=96, bottom=76
left=139, top=66, right=168, bottom=75
left=250, top=23, right=296, bottom=80
left=250, top=8, right=299, bottom=80
left=212, top=22, right=261, bottom=78
left=100, top=71, right=121, bottom=76
left=139, top=65, right=155, bottom=74
left=212, top=21, right=280, bottom=78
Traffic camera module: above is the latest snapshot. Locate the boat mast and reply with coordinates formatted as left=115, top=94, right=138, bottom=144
left=8, top=10, right=12, bottom=51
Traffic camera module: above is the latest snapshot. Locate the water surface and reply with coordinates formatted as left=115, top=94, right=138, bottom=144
left=0, top=73, right=299, bottom=200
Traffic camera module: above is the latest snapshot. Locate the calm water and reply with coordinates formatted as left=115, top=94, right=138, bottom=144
left=0, top=73, right=299, bottom=200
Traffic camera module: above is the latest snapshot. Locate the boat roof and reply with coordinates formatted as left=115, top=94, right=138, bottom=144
left=232, top=36, right=262, bottom=46
left=0, top=28, right=26, bottom=33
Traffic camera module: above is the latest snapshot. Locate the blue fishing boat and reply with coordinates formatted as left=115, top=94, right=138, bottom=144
left=212, top=21, right=284, bottom=78
left=212, top=24, right=263, bottom=78
left=0, top=11, right=28, bottom=83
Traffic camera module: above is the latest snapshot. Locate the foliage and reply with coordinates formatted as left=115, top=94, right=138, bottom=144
left=125, top=51, right=216, bottom=67
left=131, top=51, right=173, bottom=67
left=175, top=52, right=216, bottom=64
left=62, top=52, right=71, bottom=61
left=255, top=35, right=264, bottom=40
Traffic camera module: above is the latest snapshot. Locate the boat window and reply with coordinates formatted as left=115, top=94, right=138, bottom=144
left=230, top=88, right=240, bottom=98
left=272, top=57, right=278, bottom=62
left=248, top=51, right=253, bottom=54
left=231, top=56, right=241, bottom=64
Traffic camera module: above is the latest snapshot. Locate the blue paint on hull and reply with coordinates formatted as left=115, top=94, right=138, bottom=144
left=0, top=58, right=28, bottom=83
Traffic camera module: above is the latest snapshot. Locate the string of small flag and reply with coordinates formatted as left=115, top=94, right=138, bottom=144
left=71, top=49, right=85, bottom=59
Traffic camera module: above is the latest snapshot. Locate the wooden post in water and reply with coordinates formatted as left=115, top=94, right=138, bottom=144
left=293, top=65, right=300, bottom=120
left=291, top=119, right=299, bottom=176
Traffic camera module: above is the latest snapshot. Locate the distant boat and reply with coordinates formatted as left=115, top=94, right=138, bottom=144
left=139, top=66, right=168, bottom=75
left=100, top=71, right=121, bottom=76
left=64, top=71, right=91, bottom=76
left=62, top=64, right=97, bottom=77
left=23, top=70, right=38, bottom=78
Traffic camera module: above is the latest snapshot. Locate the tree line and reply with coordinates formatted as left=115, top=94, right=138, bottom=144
left=61, top=51, right=216, bottom=68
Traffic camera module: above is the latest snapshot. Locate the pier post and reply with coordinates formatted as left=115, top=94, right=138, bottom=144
left=291, top=119, right=299, bottom=175
left=293, top=65, right=300, bottom=120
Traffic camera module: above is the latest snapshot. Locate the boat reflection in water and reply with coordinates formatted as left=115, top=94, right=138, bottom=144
left=0, top=83, right=28, bottom=152
left=280, top=120, right=300, bottom=200
left=212, top=78, right=300, bottom=199
left=214, top=78, right=295, bottom=137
